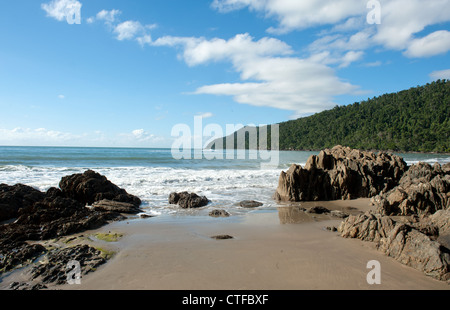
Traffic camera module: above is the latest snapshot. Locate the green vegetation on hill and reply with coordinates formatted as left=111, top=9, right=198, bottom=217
left=278, top=80, right=449, bottom=152
left=210, top=80, right=450, bottom=152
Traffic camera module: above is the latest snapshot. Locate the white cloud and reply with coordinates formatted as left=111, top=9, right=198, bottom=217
left=131, top=129, right=157, bottom=141
left=0, top=127, right=80, bottom=145
left=155, top=33, right=360, bottom=116
left=114, top=21, right=143, bottom=41
left=213, top=0, right=450, bottom=59
left=58, top=94, right=65, bottom=99
left=41, top=0, right=82, bottom=22
left=405, top=30, right=450, bottom=58
left=97, top=9, right=121, bottom=23
left=212, top=0, right=364, bottom=34
left=153, top=33, right=292, bottom=66
left=430, top=69, right=450, bottom=80
left=113, top=20, right=156, bottom=44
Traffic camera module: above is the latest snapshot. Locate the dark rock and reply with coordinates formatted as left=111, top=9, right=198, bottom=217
left=306, top=206, right=330, bottom=214
left=30, top=244, right=106, bottom=285
left=209, top=209, right=230, bottom=217
left=239, top=200, right=263, bottom=208
left=169, top=192, right=209, bottom=209
left=274, top=145, right=407, bottom=202
left=372, top=162, right=450, bottom=216
left=0, top=184, right=45, bottom=222
left=0, top=243, right=46, bottom=274
left=10, top=282, right=47, bottom=291
left=0, top=195, right=124, bottom=245
left=92, top=199, right=142, bottom=214
left=59, top=170, right=141, bottom=207
left=211, top=235, right=234, bottom=240
left=139, top=213, right=154, bottom=219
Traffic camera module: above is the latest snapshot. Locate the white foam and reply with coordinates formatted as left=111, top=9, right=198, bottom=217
left=0, top=165, right=281, bottom=216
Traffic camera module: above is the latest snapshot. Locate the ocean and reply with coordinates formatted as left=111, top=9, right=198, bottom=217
left=0, top=146, right=449, bottom=218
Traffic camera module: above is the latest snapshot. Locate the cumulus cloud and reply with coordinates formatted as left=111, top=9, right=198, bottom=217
left=41, top=0, right=81, bottom=22
left=212, top=0, right=364, bottom=33
left=430, top=69, right=450, bottom=81
left=212, top=0, right=450, bottom=58
left=87, top=9, right=121, bottom=24
left=405, top=31, right=450, bottom=58
left=155, top=33, right=360, bottom=116
left=113, top=20, right=156, bottom=45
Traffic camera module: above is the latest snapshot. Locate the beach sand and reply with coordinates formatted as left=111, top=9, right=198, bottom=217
left=48, top=198, right=448, bottom=290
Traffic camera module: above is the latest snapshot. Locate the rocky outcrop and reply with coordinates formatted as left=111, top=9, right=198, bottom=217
left=339, top=212, right=450, bottom=281
left=0, top=170, right=141, bottom=279
left=59, top=170, right=141, bottom=207
left=169, top=192, right=209, bottom=209
left=0, top=184, right=45, bottom=222
left=30, top=244, right=106, bottom=286
left=371, top=162, right=450, bottom=216
left=274, top=145, right=407, bottom=202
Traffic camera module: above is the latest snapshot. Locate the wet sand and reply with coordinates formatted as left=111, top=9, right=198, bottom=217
left=52, top=198, right=448, bottom=290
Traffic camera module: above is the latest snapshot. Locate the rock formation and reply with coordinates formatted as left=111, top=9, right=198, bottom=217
left=275, top=145, right=449, bottom=282
left=274, top=145, right=407, bottom=202
left=169, top=192, right=209, bottom=209
left=59, top=169, right=141, bottom=207
left=339, top=211, right=450, bottom=281
left=0, top=170, right=141, bottom=281
left=371, top=162, right=450, bottom=216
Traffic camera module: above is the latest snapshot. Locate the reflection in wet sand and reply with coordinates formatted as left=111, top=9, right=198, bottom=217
left=277, top=205, right=329, bottom=224
left=277, top=200, right=366, bottom=225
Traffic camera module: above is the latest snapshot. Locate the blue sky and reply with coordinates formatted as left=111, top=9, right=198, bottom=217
left=0, top=0, right=449, bottom=147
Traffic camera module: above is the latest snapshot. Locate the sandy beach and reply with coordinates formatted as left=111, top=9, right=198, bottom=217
left=33, top=199, right=446, bottom=290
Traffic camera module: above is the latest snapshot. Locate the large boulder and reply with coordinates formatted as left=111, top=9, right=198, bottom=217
left=59, top=170, right=141, bottom=207
left=274, top=145, right=407, bottom=202
left=0, top=184, right=45, bottom=222
left=169, top=192, right=209, bottom=209
left=372, top=162, right=450, bottom=216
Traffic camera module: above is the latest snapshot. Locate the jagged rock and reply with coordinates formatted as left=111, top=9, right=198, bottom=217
left=372, top=162, right=450, bottom=216
left=0, top=184, right=45, bottom=222
left=59, top=170, right=141, bottom=207
left=338, top=212, right=396, bottom=243
left=169, top=192, right=209, bottom=209
left=0, top=243, right=46, bottom=274
left=209, top=209, right=230, bottom=217
left=274, top=145, right=407, bottom=202
left=30, top=244, right=106, bottom=285
left=239, top=200, right=263, bottom=208
left=339, top=211, right=450, bottom=281
left=0, top=196, right=124, bottom=244
left=92, top=199, right=142, bottom=214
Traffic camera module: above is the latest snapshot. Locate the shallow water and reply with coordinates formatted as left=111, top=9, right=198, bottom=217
left=0, top=146, right=448, bottom=218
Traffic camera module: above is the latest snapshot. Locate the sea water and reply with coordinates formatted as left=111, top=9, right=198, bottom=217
left=0, top=146, right=448, bottom=218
